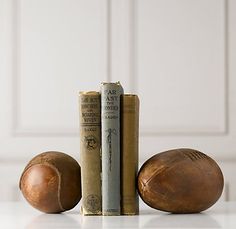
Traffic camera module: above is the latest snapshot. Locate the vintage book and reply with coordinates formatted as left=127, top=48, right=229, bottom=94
left=121, top=94, right=139, bottom=215
left=101, top=82, right=124, bottom=215
left=79, top=91, right=102, bottom=215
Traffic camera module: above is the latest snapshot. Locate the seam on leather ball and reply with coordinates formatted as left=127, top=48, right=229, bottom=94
left=42, top=163, right=65, bottom=212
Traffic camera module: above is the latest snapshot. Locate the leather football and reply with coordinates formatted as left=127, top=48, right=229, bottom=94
left=138, top=148, right=224, bottom=213
left=19, top=151, right=81, bottom=213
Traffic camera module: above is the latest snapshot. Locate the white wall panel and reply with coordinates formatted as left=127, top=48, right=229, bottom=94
left=14, top=0, right=108, bottom=134
left=135, top=0, right=226, bottom=134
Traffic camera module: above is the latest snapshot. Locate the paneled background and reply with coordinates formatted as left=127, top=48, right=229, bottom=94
left=0, top=0, right=236, bottom=201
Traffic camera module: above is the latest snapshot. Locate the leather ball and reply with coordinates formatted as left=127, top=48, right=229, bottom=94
left=138, top=148, right=224, bottom=213
left=19, top=151, right=81, bottom=213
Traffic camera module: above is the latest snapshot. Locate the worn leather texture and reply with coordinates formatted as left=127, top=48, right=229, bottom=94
left=138, top=148, right=224, bottom=213
left=19, top=151, right=81, bottom=213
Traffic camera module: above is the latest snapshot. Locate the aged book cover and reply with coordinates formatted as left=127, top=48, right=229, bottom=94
left=121, top=94, right=139, bottom=215
left=101, top=82, right=124, bottom=215
left=79, top=91, right=102, bottom=215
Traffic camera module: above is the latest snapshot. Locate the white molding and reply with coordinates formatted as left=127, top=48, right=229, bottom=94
left=12, top=128, right=79, bottom=137
left=11, top=0, right=110, bottom=137
left=0, top=151, right=236, bottom=165
left=131, top=0, right=229, bottom=135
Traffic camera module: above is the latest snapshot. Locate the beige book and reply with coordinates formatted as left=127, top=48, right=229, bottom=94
left=121, top=94, right=139, bottom=215
left=79, top=91, right=101, bottom=215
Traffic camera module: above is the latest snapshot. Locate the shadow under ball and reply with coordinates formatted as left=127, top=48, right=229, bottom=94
left=138, top=148, right=224, bottom=213
left=19, top=151, right=81, bottom=213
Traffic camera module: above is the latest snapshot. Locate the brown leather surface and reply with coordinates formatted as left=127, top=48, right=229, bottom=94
left=20, top=164, right=62, bottom=213
left=19, top=151, right=81, bottom=213
left=138, top=148, right=224, bottom=213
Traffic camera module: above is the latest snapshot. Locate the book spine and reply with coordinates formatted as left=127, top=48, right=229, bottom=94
left=121, top=95, right=139, bottom=215
left=101, top=82, right=124, bottom=215
left=79, top=91, right=102, bottom=215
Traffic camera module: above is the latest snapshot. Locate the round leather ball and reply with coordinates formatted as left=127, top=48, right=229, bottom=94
left=19, top=151, right=81, bottom=213
left=138, top=148, right=224, bottom=213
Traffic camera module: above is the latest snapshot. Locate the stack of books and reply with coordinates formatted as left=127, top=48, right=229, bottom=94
left=79, top=82, right=139, bottom=216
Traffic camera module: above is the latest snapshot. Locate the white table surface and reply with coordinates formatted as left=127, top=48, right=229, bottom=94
left=0, top=201, right=235, bottom=229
